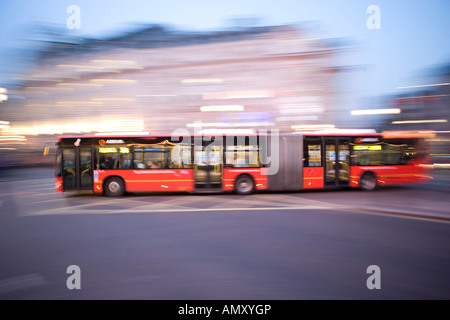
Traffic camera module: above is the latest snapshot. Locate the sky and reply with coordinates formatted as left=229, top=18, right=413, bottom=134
left=1, top=0, right=450, bottom=99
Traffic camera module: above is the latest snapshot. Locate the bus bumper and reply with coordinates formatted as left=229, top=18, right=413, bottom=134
left=55, top=177, right=63, bottom=192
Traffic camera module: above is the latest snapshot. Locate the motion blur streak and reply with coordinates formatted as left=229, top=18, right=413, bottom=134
left=0, top=1, right=449, bottom=301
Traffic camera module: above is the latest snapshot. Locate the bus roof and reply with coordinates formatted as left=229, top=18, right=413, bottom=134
left=57, top=130, right=433, bottom=141
left=295, top=132, right=382, bottom=137
left=56, top=133, right=267, bottom=141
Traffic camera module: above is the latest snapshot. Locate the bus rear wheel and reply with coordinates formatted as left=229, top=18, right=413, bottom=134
left=104, top=177, right=125, bottom=197
left=235, top=175, right=255, bottom=195
left=360, top=172, right=376, bottom=191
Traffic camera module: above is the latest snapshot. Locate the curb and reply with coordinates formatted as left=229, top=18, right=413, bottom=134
left=353, top=206, right=450, bottom=222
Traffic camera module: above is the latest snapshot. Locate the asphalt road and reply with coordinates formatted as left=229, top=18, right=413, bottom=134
left=0, top=167, right=449, bottom=300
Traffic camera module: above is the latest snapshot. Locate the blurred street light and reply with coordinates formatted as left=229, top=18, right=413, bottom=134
left=351, top=108, right=401, bottom=116
left=396, top=82, right=450, bottom=89
left=392, top=119, right=448, bottom=124
left=0, top=87, right=7, bottom=102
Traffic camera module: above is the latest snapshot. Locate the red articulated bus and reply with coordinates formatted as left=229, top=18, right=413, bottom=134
left=54, top=131, right=434, bottom=196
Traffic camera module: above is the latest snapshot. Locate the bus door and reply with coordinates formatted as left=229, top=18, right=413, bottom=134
left=194, top=142, right=223, bottom=190
left=324, top=138, right=350, bottom=187
left=61, top=146, right=93, bottom=191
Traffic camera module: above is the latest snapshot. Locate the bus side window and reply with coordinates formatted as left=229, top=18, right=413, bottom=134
left=98, top=153, right=119, bottom=169
left=170, top=144, right=192, bottom=169
left=303, top=141, right=322, bottom=167
left=120, top=152, right=132, bottom=169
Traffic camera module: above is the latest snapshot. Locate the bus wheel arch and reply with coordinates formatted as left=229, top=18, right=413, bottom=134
left=359, top=171, right=377, bottom=191
left=104, top=176, right=126, bottom=197
left=234, top=174, right=255, bottom=195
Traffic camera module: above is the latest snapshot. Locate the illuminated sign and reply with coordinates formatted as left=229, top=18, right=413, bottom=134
left=353, top=145, right=382, bottom=151
left=354, top=137, right=379, bottom=143
left=98, top=139, right=125, bottom=146
left=99, top=147, right=118, bottom=153
left=99, top=147, right=129, bottom=153
left=106, top=139, right=125, bottom=144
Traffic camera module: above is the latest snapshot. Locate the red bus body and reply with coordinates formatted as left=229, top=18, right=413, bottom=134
left=54, top=132, right=433, bottom=196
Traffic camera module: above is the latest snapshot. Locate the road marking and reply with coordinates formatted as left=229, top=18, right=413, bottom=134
left=0, top=274, right=47, bottom=295
left=354, top=206, right=450, bottom=224
left=119, top=196, right=199, bottom=208
left=11, top=186, right=449, bottom=223
left=26, top=192, right=64, bottom=198
left=0, top=191, right=37, bottom=197
left=24, top=198, right=68, bottom=205
left=14, top=191, right=57, bottom=199
left=272, top=193, right=340, bottom=207
left=25, top=204, right=345, bottom=216
left=116, top=202, right=196, bottom=212
left=13, top=180, right=54, bottom=187
left=20, top=199, right=450, bottom=223
left=17, top=192, right=351, bottom=216
left=207, top=195, right=290, bottom=209
left=121, top=205, right=345, bottom=213
left=18, top=197, right=126, bottom=216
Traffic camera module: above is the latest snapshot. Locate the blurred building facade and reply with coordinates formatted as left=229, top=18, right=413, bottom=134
left=379, top=65, right=450, bottom=163
left=2, top=24, right=346, bottom=155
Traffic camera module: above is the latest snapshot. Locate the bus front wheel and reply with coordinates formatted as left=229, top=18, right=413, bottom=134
left=235, top=175, right=255, bottom=195
left=360, top=172, right=377, bottom=191
left=104, top=177, right=125, bottom=197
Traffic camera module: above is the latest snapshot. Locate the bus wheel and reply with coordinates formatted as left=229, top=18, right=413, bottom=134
left=105, top=177, right=125, bottom=197
left=360, top=172, right=376, bottom=191
left=235, top=175, right=255, bottom=195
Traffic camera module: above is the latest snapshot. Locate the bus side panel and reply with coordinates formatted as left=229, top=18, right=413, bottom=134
left=303, top=167, right=324, bottom=189
left=350, top=164, right=433, bottom=188
left=267, top=135, right=303, bottom=191
left=223, top=168, right=268, bottom=191
left=94, top=169, right=195, bottom=193
left=349, top=167, right=362, bottom=188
